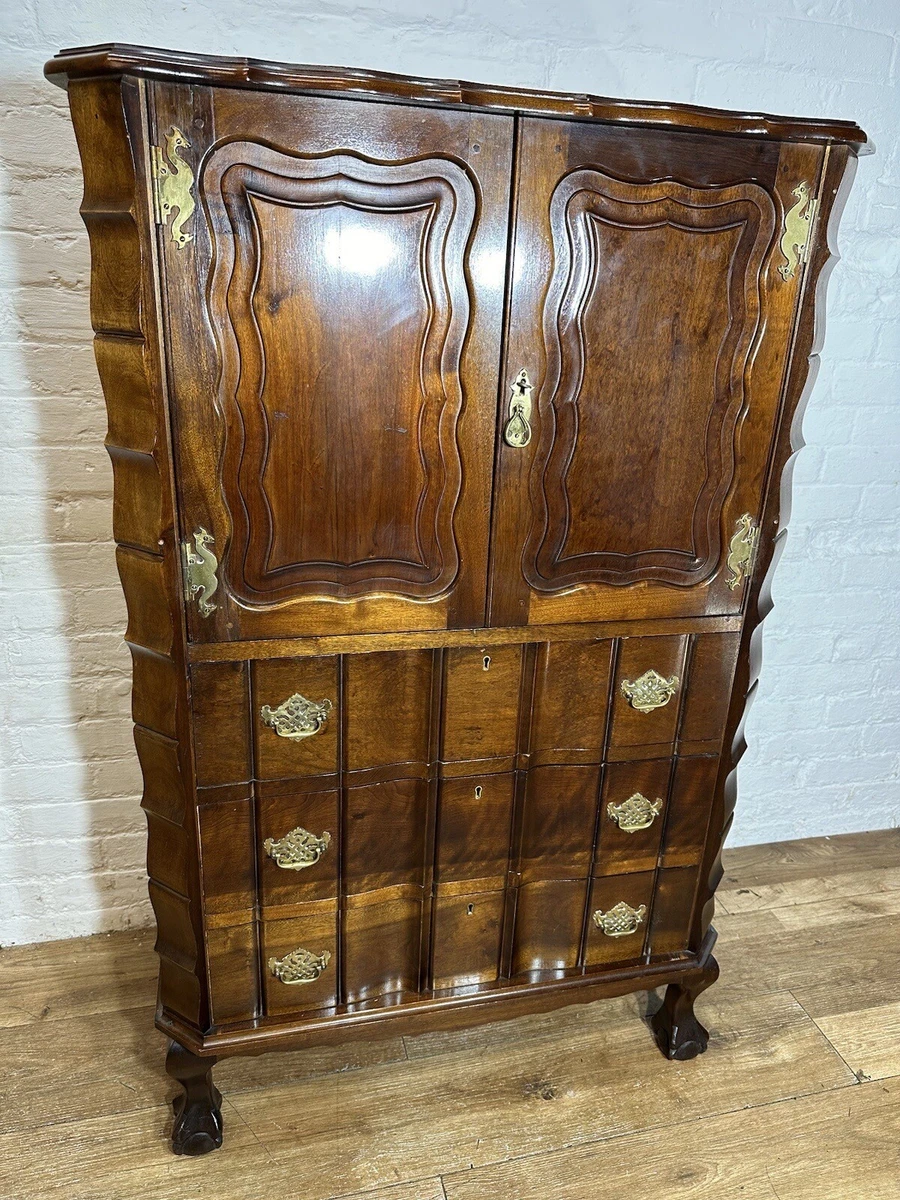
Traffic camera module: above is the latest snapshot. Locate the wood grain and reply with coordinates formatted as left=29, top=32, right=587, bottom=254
left=2, top=829, right=898, bottom=1195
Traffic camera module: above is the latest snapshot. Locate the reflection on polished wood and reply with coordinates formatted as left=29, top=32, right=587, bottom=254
left=1, top=829, right=897, bottom=1196
left=44, top=42, right=866, bottom=1155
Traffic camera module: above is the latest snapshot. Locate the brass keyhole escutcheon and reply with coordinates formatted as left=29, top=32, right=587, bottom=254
left=483, top=655, right=491, bottom=671
left=503, top=369, right=534, bottom=447
left=474, top=785, right=483, bottom=800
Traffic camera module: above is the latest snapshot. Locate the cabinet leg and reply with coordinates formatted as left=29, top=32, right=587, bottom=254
left=166, top=1039, right=223, bottom=1155
left=650, top=954, right=719, bottom=1061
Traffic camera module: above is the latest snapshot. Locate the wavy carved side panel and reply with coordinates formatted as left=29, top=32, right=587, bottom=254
left=524, top=170, right=776, bottom=591
left=203, top=144, right=476, bottom=603
left=67, top=78, right=207, bottom=1029
left=693, top=144, right=854, bottom=952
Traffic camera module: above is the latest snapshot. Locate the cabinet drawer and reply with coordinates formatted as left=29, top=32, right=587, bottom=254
left=344, top=777, right=429, bottom=896
left=594, top=759, right=672, bottom=876
left=432, top=887, right=505, bottom=991
left=254, top=657, right=339, bottom=781
left=262, top=904, right=338, bottom=1016
left=436, top=773, right=515, bottom=887
left=442, top=645, right=522, bottom=765
left=585, top=871, right=655, bottom=967
left=530, top=639, right=613, bottom=766
left=511, top=879, right=587, bottom=975
left=518, top=764, right=601, bottom=882
left=608, top=636, right=688, bottom=760
left=345, top=889, right=423, bottom=1004
left=258, top=782, right=339, bottom=909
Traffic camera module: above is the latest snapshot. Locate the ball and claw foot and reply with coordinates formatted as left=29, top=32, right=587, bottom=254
left=650, top=954, right=720, bottom=1061
left=166, top=1039, right=223, bottom=1155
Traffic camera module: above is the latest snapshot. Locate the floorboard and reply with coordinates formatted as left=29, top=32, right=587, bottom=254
left=1, top=829, right=897, bottom=1199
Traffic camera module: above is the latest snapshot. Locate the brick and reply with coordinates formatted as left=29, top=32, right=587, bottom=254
left=1, top=6, right=898, bottom=945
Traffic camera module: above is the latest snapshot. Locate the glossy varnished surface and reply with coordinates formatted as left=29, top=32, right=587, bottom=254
left=155, top=86, right=513, bottom=638
left=49, top=47, right=863, bottom=1145
left=45, top=43, right=869, bottom=151
left=3, top=829, right=898, bottom=1196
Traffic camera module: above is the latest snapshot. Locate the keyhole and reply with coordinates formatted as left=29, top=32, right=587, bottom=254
left=466, top=904, right=475, bottom=916
left=483, top=655, right=491, bottom=671
left=474, top=785, right=483, bottom=800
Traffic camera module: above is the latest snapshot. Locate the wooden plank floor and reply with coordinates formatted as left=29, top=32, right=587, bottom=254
left=1, top=828, right=898, bottom=1200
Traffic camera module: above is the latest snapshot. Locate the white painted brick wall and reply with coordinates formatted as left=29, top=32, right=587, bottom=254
left=0, top=0, right=897, bottom=945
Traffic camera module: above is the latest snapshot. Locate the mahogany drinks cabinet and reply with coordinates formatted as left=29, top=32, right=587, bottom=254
left=45, top=44, right=867, bottom=1155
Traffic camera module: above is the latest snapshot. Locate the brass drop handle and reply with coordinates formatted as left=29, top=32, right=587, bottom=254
left=268, top=948, right=332, bottom=985
left=621, top=669, right=679, bottom=713
left=264, top=827, right=331, bottom=870
left=260, top=693, right=333, bottom=739
left=607, top=794, right=663, bottom=833
left=503, top=368, right=534, bottom=447
left=593, top=902, right=647, bottom=938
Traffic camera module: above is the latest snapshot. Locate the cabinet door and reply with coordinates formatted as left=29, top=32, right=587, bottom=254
left=151, top=85, right=514, bottom=641
left=489, top=118, right=824, bottom=626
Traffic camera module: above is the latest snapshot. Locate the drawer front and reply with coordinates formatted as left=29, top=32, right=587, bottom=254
left=530, top=639, right=613, bottom=767
left=193, top=631, right=735, bottom=1023
left=436, top=773, right=515, bottom=888
left=585, top=871, right=656, bottom=967
left=595, top=759, right=672, bottom=876
left=262, top=905, right=338, bottom=1016
left=258, top=782, right=339, bottom=908
left=608, top=635, right=688, bottom=760
left=442, top=645, right=522, bottom=766
left=518, top=764, right=601, bottom=882
left=432, top=888, right=505, bottom=990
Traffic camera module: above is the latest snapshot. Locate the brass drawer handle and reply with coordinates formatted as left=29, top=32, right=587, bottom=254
left=608, top=793, right=663, bottom=833
left=593, top=901, right=647, bottom=938
left=260, top=693, right=333, bottom=739
left=503, top=368, right=534, bottom=447
left=268, top=948, right=332, bottom=985
left=621, top=669, right=679, bottom=713
left=264, top=827, right=331, bottom=870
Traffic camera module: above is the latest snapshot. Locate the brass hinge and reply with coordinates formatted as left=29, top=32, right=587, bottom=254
left=726, top=514, right=760, bottom=591
left=778, top=181, right=818, bottom=281
left=181, top=527, right=219, bottom=617
left=151, top=126, right=195, bottom=248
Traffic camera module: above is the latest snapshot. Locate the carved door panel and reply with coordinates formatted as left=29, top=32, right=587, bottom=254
left=490, top=119, right=825, bottom=626
left=151, top=84, right=514, bottom=640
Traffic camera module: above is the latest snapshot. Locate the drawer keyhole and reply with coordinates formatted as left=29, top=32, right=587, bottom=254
left=474, top=785, right=483, bottom=800
left=467, top=904, right=475, bottom=916
left=482, top=654, right=491, bottom=671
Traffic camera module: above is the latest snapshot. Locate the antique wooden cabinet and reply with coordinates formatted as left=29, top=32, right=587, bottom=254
left=46, top=44, right=867, bottom=1155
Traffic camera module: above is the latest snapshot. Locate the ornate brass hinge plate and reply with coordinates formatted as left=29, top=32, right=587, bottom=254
left=778, top=181, right=818, bottom=280
left=608, top=793, right=663, bottom=833
left=726, top=513, right=760, bottom=591
left=181, top=527, right=219, bottom=617
left=263, top=827, right=332, bottom=870
left=621, top=669, right=679, bottom=713
left=268, top=948, right=331, bottom=985
left=260, top=693, right=333, bottom=740
left=593, top=901, right=648, bottom=938
left=503, top=368, right=534, bottom=447
left=151, top=126, right=195, bottom=249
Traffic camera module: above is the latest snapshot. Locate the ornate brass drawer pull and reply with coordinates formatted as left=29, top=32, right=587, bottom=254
left=608, top=793, right=663, bottom=833
left=268, top=948, right=332, bottom=985
left=593, top=901, right=647, bottom=938
left=260, top=693, right=333, bottom=739
left=264, top=827, right=331, bottom=870
left=503, top=368, right=534, bottom=447
left=621, top=669, right=679, bottom=713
